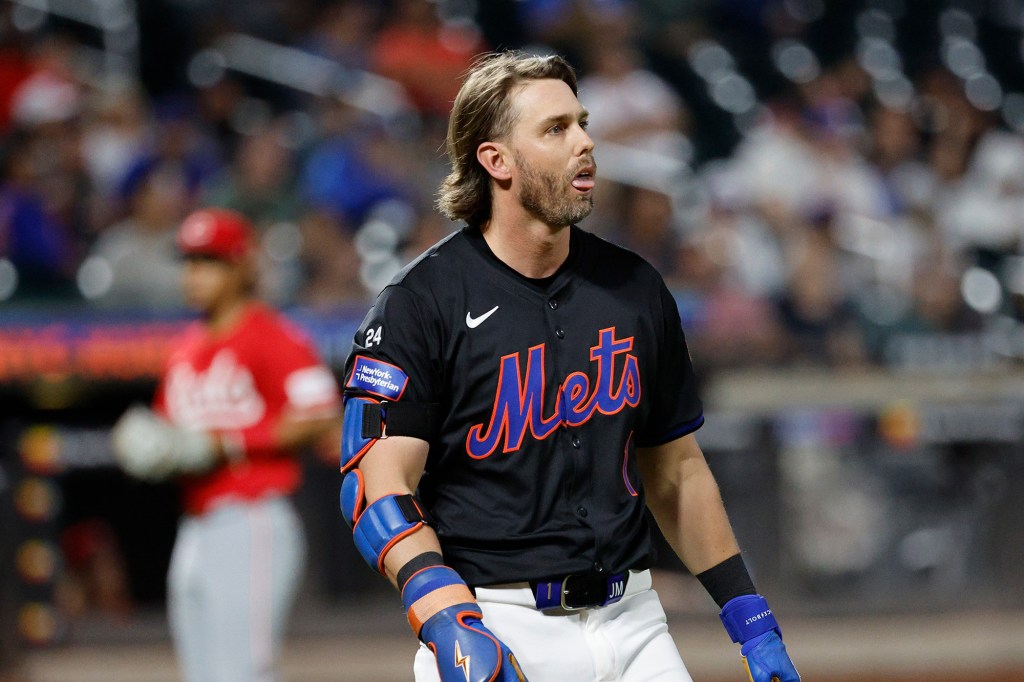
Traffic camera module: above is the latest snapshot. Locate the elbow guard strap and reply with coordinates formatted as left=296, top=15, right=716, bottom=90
left=352, top=493, right=431, bottom=574
left=340, top=396, right=437, bottom=472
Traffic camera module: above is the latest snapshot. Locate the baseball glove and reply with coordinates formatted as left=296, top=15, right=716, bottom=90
left=110, top=405, right=218, bottom=482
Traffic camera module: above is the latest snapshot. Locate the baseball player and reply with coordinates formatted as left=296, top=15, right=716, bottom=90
left=339, top=51, right=800, bottom=681
left=111, top=208, right=342, bottom=682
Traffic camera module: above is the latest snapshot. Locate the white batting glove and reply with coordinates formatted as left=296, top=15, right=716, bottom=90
left=110, top=405, right=218, bottom=481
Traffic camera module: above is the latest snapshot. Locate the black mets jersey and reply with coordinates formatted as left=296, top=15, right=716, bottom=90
left=343, top=224, right=704, bottom=587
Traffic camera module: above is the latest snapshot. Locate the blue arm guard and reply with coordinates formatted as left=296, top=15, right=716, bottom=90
left=339, top=469, right=364, bottom=527
left=350, top=493, right=429, bottom=574
left=403, top=566, right=526, bottom=682
left=340, top=395, right=436, bottom=572
left=340, top=394, right=437, bottom=473
left=721, top=595, right=800, bottom=682
left=341, top=396, right=378, bottom=473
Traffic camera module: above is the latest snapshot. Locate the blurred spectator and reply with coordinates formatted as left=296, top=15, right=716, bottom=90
left=612, top=185, right=681, bottom=276
left=122, top=95, right=223, bottom=203
left=204, top=121, right=301, bottom=226
left=940, top=129, right=1024, bottom=257
left=7, top=33, right=82, bottom=130
left=303, top=0, right=379, bottom=70
left=299, top=103, right=408, bottom=227
left=201, top=120, right=312, bottom=304
left=668, top=215, right=786, bottom=370
left=859, top=250, right=985, bottom=366
left=1, top=32, right=92, bottom=299
left=193, top=74, right=248, bottom=160
left=0, top=130, right=78, bottom=299
left=577, top=32, right=691, bottom=162
left=0, top=27, right=32, bottom=135
left=689, top=173, right=787, bottom=300
left=773, top=218, right=867, bottom=367
left=80, top=82, right=154, bottom=222
left=515, top=0, right=634, bottom=65
left=294, top=209, right=366, bottom=308
left=737, top=89, right=887, bottom=228
left=369, top=0, right=486, bottom=119
left=864, top=103, right=933, bottom=219
left=77, top=159, right=189, bottom=310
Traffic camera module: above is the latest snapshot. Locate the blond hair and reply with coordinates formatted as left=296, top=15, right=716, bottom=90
left=437, top=51, right=578, bottom=224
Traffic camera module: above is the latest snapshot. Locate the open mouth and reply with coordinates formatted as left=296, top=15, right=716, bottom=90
left=571, top=167, right=595, bottom=191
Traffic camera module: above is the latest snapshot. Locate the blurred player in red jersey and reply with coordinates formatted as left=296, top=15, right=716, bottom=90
left=111, top=207, right=342, bottom=682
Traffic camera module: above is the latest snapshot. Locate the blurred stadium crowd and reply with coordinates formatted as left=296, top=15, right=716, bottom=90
left=2, top=0, right=1024, bottom=377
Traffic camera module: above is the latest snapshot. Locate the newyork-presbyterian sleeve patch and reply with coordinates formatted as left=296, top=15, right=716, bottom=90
left=346, top=356, right=409, bottom=400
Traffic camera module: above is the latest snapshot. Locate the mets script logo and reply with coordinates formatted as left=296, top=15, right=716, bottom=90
left=466, top=327, right=640, bottom=459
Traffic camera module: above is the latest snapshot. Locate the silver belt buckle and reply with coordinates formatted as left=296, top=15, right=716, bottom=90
left=559, top=574, right=581, bottom=610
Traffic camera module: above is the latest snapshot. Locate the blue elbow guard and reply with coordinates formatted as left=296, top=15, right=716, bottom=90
left=339, top=469, right=365, bottom=527
left=352, top=493, right=430, bottom=574
left=339, top=397, right=375, bottom=529
left=341, top=396, right=378, bottom=472
left=340, top=395, right=438, bottom=572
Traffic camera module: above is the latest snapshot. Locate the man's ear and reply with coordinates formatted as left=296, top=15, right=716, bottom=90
left=477, top=141, right=512, bottom=181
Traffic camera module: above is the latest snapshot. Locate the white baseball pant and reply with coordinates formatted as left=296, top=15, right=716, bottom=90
left=413, top=569, right=693, bottom=682
left=168, top=495, right=305, bottom=682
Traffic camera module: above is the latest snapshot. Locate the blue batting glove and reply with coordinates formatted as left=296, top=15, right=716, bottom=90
left=721, top=594, right=800, bottom=682
left=404, top=566, right=526, bottom=682
left=419, top=604, right=527, bottom=682
left=741, top=630, right=800, bottom=682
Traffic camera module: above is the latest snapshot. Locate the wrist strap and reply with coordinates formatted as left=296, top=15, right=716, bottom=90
left=401, top=565, right=476, bottom=638
left=720, top=594, right=780, bottom=644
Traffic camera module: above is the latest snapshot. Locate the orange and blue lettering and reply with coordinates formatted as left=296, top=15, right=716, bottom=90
left=466, top=328, right=641, bottom=459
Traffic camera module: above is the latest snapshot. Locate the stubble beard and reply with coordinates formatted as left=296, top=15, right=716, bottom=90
left=515, top=152, right=594, bottom=227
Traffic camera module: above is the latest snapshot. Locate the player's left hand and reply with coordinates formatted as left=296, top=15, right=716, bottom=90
left=720, top=594, right=799, bottom=682
left=741, top=630, right=800, bottom=682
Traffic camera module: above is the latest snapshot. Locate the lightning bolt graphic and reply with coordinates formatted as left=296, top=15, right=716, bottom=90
left=454, top=639, right=471, bottom=682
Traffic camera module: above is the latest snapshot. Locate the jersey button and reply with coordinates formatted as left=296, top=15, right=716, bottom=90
left=548, top=299, right=558, bottom=310
left=575, top=505, right=588, bottom=518
left=592, top=562, right=605, bottom=574
left=570, top=434, right=580, bottom=448
left=555, top=327, right=565, bottom=339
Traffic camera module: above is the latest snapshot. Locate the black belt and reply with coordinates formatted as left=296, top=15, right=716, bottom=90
left=530, top=571, right=628, bottom=611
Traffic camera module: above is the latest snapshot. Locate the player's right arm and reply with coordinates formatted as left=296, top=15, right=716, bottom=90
left=341, top=405, right=525, bottom=682
left=340, top=284, right=526, bottom=682
left=353, top=433, right=435, bottom=586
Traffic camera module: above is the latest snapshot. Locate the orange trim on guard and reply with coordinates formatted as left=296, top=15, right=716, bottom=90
left=340, top=438, right=376, bottom=474
left=375, top=523, right=424, bottom=574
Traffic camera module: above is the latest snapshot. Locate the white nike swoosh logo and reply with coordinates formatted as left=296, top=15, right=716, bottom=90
left=466, top=305, right=499, bottom=328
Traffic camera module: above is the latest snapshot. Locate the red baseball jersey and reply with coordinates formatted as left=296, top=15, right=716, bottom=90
left=155, top=302, right=341, bottom=514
